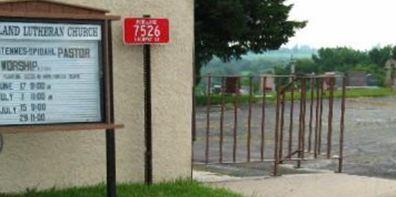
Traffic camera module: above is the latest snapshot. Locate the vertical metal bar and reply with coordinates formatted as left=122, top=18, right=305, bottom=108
left=247, top=77, right=253, bottom=162
left=338, top=77, right=346, bottom=173
left=279, top=92, right=286, bottom=162
left=103, top=20, right=111, bottom=143
left=104, top=20, right=116, bottom=197
left=308, top=77, right=314, bottom=152
left=301, top=78, right=307, bottom=162
left=143, top=44, right=153, bottom=184
left=273, top=91, right=281, bottom=176
left=205, top=75, right=212, bottom=164
left=314, top=78, right=320, bottom=158
left=106, top=128, right=116, bottom=196
left=318, top=78, right=324, bottom=154
left=288, top=77, right=295, bottom=158
left=219, top=77, right=225, bottom=163
left=327, top=77, right=335, bottom=159
left=260, top=77, right=267, bottom=161
left=297, top=78, right=306, bottom=168
left=233, top=78, right=240, bottom=163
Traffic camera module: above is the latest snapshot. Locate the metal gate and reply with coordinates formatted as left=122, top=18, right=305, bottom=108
left=193, top=74, right=346, bottom=176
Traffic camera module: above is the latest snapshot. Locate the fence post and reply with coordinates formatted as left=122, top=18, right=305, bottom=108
left=314, top=78, right=320, bottom=158
left=338, top=76, right=346, bottom=173
left=205, top=75, right=212, bottom=164
left=308, top=77, right=315, bottom=152
left=288, top=77, right=295, bottom=158
left=260, top=77, right=267, bottom=161
left=301, top=78, right=307, bottom=165
left=247, top=76, right=253, bottom=162
left=279, top=92, right=286, bottom=163
left=297, top=77, right=307, bottom=168
left=327, top=77, right=335, bottom=159
left=273, top=90, right=281, bottom=176
left=219, top=77, right=226, bottom=163
left=233, top=77, right=240, bottom=163
left=318, top=78, right=324, bottom=154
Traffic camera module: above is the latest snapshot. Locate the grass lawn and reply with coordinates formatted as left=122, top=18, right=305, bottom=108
left=0, top=181, right=241, bottom=197
left=196, top=88, right=396, bottom=106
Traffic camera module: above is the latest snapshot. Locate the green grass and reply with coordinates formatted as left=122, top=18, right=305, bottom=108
left=338, top=88, right=396, bottom=98
left=196, top=88, right=396, bottom=106
left=0, top=181, right=241, bottom=197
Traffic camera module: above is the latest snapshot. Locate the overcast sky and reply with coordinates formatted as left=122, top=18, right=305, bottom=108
left=285, top=0, right=396, bottom=50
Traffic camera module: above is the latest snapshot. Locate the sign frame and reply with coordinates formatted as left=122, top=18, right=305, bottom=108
left=0, top=17, right=108, bottom=127
left=122, top=17, right=170, bottom=45
left=0, top=1, right=122, bottom=197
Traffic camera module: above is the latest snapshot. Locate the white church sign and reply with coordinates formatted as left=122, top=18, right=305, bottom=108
left=0, top=21, right=104, bottom=125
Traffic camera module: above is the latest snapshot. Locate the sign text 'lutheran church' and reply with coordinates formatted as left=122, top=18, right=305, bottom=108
left=0, top=21, right=103, bottom=125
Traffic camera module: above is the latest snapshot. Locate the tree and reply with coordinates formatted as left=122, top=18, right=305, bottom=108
left=368, top=46, right=393, bottom=67
left=312, top=47, right=369, bottom=72
left=311, top=47, right=391, bottom=86
left=295, top=58, right=319, bottom=74
left=195, top=0, right=306, bottom=80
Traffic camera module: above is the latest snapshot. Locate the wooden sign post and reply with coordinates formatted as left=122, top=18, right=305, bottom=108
left=0, top=1, right=121, bottom=197
left=123, top=16, right=170, bottom=185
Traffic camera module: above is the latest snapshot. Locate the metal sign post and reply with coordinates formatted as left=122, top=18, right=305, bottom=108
left=143, top=14, right=153, bottom=185
left=104, top=20, right=117, bottom=197
left=123, top=15, right=170, bottom=185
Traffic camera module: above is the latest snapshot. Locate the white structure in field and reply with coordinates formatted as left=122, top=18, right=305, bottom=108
left=385, top=59, right=396, bottom=89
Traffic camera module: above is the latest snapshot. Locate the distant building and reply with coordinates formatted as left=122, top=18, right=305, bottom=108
left=225, top=77, right=241, bottom=94
left=260, top=76, right=276, bottom=92
left=211, top=85, right=222, bottom=94
left=223, top=76, right=275, bottom=94
left=323, top=72, right=343, bottom=89
left=346, top=71, right=368, bottom=87
left=366, top=74, right=379, bottom=86
left=323, top=72, right=336, bottom=90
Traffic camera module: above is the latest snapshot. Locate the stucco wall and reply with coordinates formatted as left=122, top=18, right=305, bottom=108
left=0, top=0, right=193, bottom=193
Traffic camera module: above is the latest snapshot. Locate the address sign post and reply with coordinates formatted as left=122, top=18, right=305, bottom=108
left=123, top=16, right=170, bottom=185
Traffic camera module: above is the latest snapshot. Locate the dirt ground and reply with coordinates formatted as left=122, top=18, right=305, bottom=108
left=194, top=95, right=396, bottom=179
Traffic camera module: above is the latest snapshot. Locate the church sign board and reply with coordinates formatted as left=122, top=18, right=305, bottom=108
left=0, top=1, right=122, bottom=197
left=0, top=21, right=104, bottom=125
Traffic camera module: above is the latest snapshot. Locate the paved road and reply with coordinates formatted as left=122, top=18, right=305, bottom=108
left=209, top=172, right=396, bottom=197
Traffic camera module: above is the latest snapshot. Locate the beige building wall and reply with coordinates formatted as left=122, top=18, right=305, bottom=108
left=0, top=0, right=194, bottom=193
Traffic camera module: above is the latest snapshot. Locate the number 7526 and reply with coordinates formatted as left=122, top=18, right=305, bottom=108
left=133, top=24, right=161, bottom=37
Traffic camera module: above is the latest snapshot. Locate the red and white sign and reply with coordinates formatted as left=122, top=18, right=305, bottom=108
left=123, top=18, right=170, bottom=45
